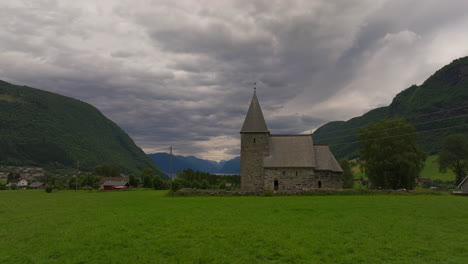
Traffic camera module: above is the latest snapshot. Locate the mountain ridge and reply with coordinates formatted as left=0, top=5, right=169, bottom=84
left=148, top=153, right=240, bottom=175
left=0, top=80, right=165, bottom=176
left=313, top=56, right=468, bottom=159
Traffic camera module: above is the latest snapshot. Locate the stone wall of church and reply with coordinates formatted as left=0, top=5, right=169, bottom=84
left=240, top=133, right=270, bottom=192
left=263, top=168, right=314, bottom=190
left=263, top=168, right=342, bottom=191
left=314, top=171, right=343, bottom=189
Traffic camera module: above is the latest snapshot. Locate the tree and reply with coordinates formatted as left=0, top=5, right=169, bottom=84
left=339, top=159, right=354, bottom=189
left=359, top=118, right=426, bottom=190
left=128, top=174, right=139, bottom=187
left=81, top=173, right=100, bottom=189
left=141, top=168, right=155, bottom=188
left=438, top=134, right=468, bottom=185
left=171, top=178, right=185, bottom=191
left=201, top=179, right=210, bottom=189
left=153, top=175, right=166, bottom=190
left=7, top=173, right=20, bottom=182
left=68, top=176, right=80, bottom=190
left=45, top=183, right=53, bottom=193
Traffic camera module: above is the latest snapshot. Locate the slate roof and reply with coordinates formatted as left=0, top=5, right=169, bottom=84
left=457, top=175, right=468, bottom=188
left=30, top=182, right=44, bottom=188
left=263, top=135, right=343, bottom=172
left=263, top=135, right=315, bottom=168
left=240, top=90, right=269, bottom=133
left=313, top=145, right=343, bottom=172
left=103, top=180, right=128, bottom=186
left=99, top=177, right=125, bottom=185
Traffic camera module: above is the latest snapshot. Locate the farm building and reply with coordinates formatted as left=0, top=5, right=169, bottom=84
left=30, top=182, right=45, bottom=189
left=240, top=89, right=343, bottom=192
left=102, top=180, right=129, bottom=190
left=457, top=176, right=468, bottom=193
left=99, top=177, right=126, bottom=185
left=8, top=178, right=28, bottom=187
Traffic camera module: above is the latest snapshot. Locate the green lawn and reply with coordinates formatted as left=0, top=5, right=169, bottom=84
left=1, top=190, right=467, bottom=264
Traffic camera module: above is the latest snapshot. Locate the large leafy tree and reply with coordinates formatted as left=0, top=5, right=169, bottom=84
left=438, top=134, right=468, bottom=185
left=359, top=119, right=426, bottom=190
left=339, top=159, right=354, bottom=189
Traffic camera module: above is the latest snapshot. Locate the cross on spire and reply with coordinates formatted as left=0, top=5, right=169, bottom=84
left=241, top=83, right=269, bottom=133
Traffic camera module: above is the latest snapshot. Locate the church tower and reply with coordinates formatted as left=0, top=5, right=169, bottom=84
left=240, top=88, right=270, bottom=192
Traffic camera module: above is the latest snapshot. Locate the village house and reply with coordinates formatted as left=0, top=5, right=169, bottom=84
left=99, top=176, right=126, bottom=185
left=457, top=176, right=468, bottom=193
left=101, top=180, right=129, bottom=190
left=8, top=178, right=28, bottom=188
left=240, top=89, right=343, bottom=192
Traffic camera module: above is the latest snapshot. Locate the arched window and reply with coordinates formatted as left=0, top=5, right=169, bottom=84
left=318, top=181, right=322, bottom=188
left=274, top=179, right=279, bottom=190
left=295, top=171, right=298, bottom=176
left=253, top=138, right=256, bottom=143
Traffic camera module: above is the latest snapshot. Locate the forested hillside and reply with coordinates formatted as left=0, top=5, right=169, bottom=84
left=313, top=56, right=468, bottom=159
left=0, top=80, right=164, bottom=175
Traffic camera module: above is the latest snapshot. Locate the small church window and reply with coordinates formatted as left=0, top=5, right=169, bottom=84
left=318, top=181, right=322, bottom=188
left=274, top=179, right=279, bottom=190
left=282, top=171, right=286, bottom=176
left=253, top=138, right=256, bottom=143
left=295, top=171, right=298, bottom=176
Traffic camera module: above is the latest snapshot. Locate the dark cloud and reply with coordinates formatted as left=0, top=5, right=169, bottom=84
left=1, top=0, right=468, bottom=160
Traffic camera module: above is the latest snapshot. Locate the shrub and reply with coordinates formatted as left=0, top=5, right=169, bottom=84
left=45, top=184, right=53, bottom=193
left=10, top=183, right=17, bottom=190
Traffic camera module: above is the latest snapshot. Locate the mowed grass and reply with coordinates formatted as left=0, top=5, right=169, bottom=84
left=1, top=190, right=467, bottom=264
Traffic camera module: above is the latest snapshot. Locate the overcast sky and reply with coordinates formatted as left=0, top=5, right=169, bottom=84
left=1, top=0, right=468, bottom=161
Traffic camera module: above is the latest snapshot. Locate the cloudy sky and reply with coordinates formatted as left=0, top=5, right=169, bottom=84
left=1, top=0, right=468, bottom=161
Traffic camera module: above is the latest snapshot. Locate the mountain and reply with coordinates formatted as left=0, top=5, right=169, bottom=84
left=0, top=80, right=165, bottom=176
left=219, top=156, right=240, bottom=174
left=313, top=56, right=468, bottom=159
left=148, top=153, right=240, bottom=175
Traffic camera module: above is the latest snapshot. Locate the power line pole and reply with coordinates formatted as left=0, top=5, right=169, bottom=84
left=170, top=146, right=173, bottom=190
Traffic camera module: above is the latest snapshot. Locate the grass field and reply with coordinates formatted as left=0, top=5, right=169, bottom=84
left=351, top=155, right=456, bottom=181
left=1, top=190, right=467, bottom=264
left=419, top=155, right=456, bottom=181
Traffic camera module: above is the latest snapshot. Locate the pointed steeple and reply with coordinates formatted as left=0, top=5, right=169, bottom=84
left=240, top=88, right=269, bottom=133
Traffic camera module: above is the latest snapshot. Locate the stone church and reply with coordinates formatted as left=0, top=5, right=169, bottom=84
left=240, top=89, right=343, bottom=192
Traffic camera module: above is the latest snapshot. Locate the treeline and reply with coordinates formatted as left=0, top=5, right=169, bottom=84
left=172, top=169, right=240, bottom=190
left=132, top=168, right=240, bottom=190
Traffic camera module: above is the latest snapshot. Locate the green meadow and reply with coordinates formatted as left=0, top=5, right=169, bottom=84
left=1, top=190, right=467, bottom=264
left=351, top=155, right=456, bottom=181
